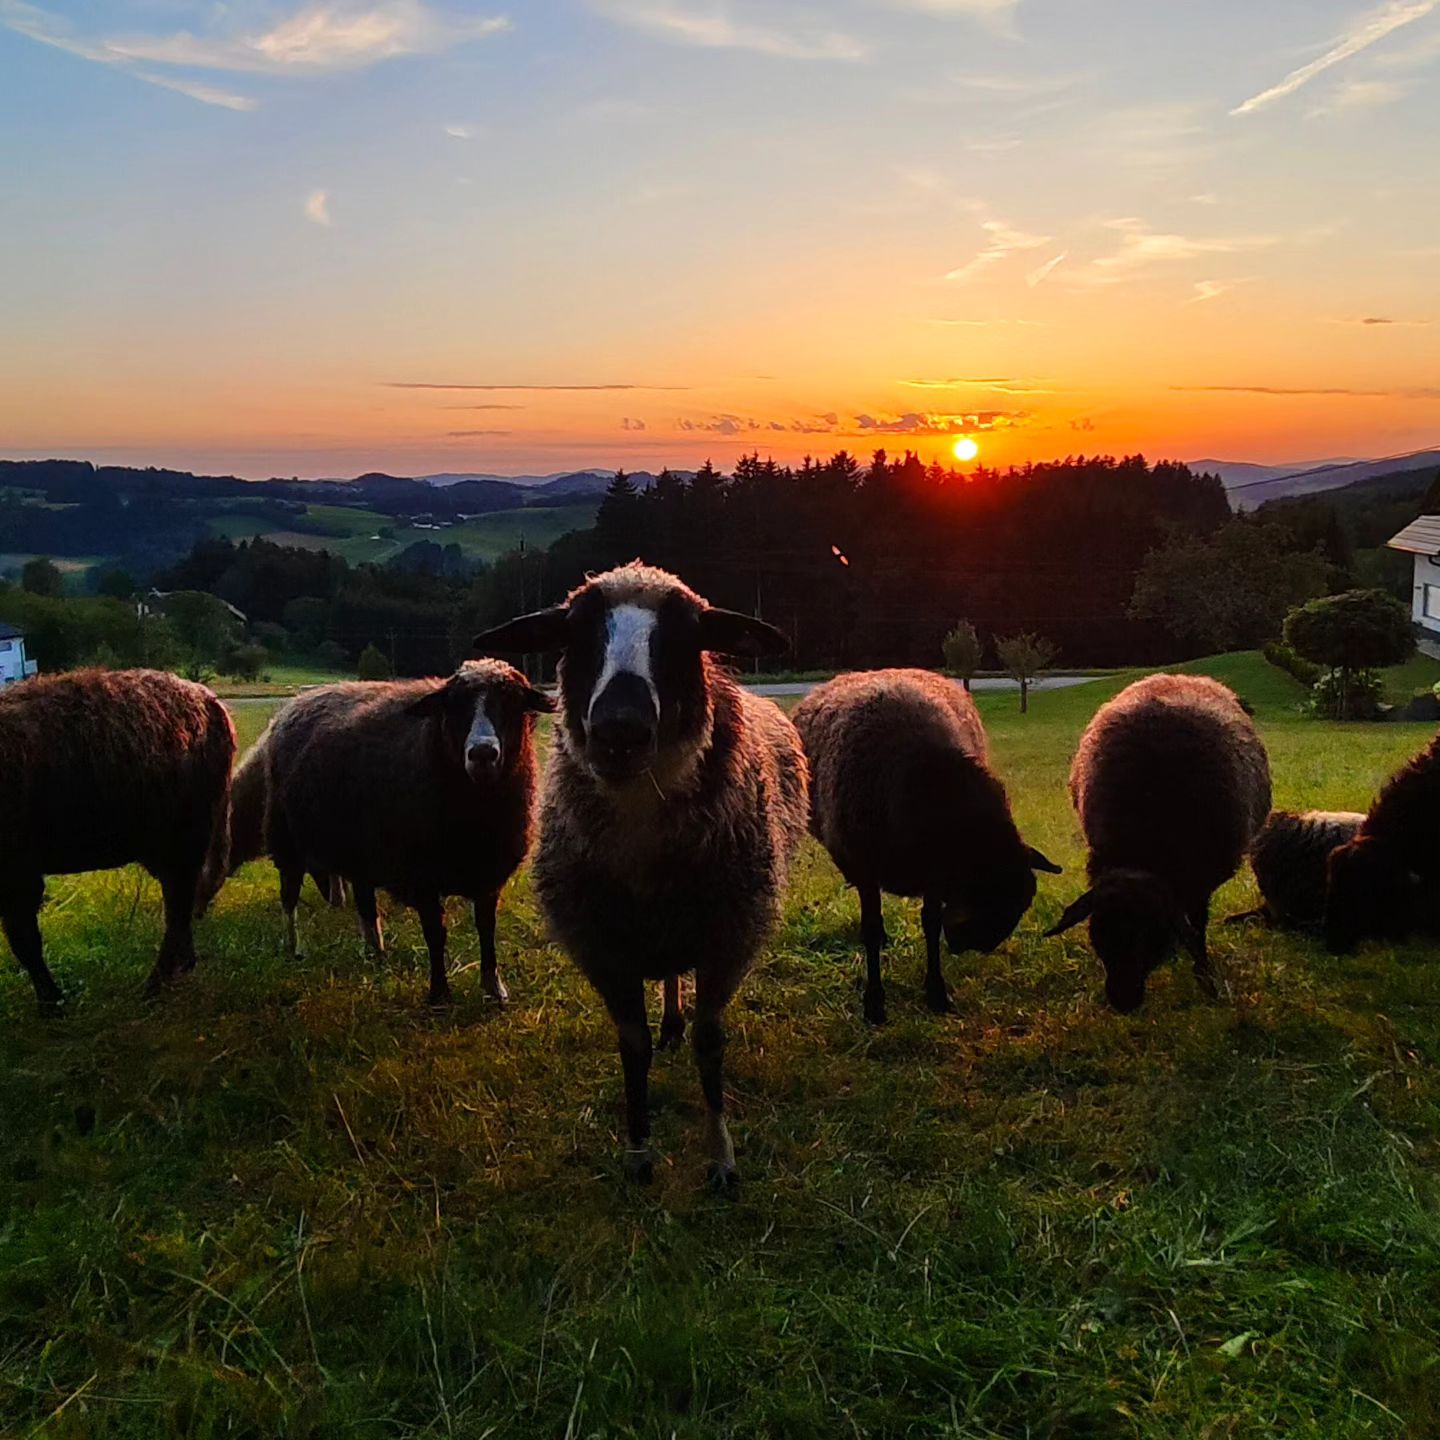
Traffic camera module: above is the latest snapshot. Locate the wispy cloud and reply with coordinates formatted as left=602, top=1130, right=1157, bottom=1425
left=1309, top=75, right=1415, bottom=114
left=945, top=215, right=1050, bottom=282
left=1026, top=251, right=1066, bottom=287
left=1324, top=315, right=1433, bottom=326
left=440, top=403, right=527, bottom=409
left=902, top=377, right=1055, bottom=394
left=1185, top=278, right=1254, bottom=304
left=853, top=410, right=1026, bottom=435
left=1231, top=0, right=1439, bottom=116
left=1075, top=218, right=1280, bottom=285
left=883, top=0, right=1019, bottom=33
left=1173, top=384, right=1440, bottom=398
left=304, top=189, right=333, bottom=226
left=591, top=1, right=866, bottom=60
left=386, top=381, right=691, bottom=391
left=444, top=122, right=476, bottom=139
left=677, top=413, right=839, bottom=435
left=447, top=429, right=512, bottom=436
left=133, top=71, right=259, bottom=110
left=106, top=2, right=510, bottom=74
left=621, top=417, right=647, bottom=431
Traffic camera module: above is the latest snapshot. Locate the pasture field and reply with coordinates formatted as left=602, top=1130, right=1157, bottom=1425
left=3, top=655, right=1439, bottom=1437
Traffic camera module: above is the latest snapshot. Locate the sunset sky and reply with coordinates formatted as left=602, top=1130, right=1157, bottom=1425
left=2, top=0, right=1437, bottom=479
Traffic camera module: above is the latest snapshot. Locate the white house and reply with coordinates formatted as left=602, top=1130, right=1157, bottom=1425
left=1386, top=515, right=1440, bottom=637
left=0, top=622, right=39, bottom=684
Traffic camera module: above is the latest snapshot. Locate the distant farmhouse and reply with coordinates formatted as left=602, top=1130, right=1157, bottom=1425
left=0, top=622, right=38, bottom=685
left=1387, top=514, right=1440, bottom=639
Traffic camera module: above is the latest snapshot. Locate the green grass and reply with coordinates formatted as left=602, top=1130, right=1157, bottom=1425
left=4, top=655, right=1440, bottom=1436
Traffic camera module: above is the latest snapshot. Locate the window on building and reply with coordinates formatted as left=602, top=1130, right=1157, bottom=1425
left=0, top=640, right=12, bottom=653
left=1424, top=586, right=1440, bottom=620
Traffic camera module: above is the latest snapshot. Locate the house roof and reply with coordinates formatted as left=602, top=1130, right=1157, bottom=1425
left=1386, top=517, right=1440, bottom=556
left=0, top=622, right=23, bottom=640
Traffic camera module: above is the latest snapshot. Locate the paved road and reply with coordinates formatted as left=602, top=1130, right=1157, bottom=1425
left=222, top=674, right=1101, bottom=707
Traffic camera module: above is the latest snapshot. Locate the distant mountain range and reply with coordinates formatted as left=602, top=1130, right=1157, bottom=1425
left=1192, top=448, right=1440, bottom=501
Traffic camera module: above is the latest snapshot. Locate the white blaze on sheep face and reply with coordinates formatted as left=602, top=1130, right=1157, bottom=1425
left=464, top=697, right=502, bottom=780
left=588, top=604, right=659, bottom=726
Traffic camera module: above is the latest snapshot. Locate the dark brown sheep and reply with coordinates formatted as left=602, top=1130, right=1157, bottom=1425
left=224, top=721, right=343, bottom=907
left=1049, top=674, right=1271, bottom=1011
left=1226, top=810, right=1364, bottom=932
left=475, top=563, right=809, bottom=1192
left=263, top=660, right=552, bottom=1004
left=1325, top=731, right=1440, bottom=953
left=793, top=668, right=1059, bottom=1023
left=0, top=667, right=235, bottom=1009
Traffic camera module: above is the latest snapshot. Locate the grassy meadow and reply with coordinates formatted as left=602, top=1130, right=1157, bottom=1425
left=3, top=654, right=1439, bottom=1437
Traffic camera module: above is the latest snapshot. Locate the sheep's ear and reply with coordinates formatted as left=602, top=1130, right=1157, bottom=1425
left=474, top=607, right=569, bottom=655
left=522, top=682, right=557, bottom=714
left=698, top=607, right=790, bottom=658
left=1027, top=845, right=1062, bottom=875
left=1045, top=891, right=1094, bottom=937
left=407, top=683, right=450, bottom=718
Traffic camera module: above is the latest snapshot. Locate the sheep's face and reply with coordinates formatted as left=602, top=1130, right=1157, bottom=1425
left=943, top=869, right=1036, bottom=956
left=1323, top=837, right=1419, bottom=954
left=408, top=660, right=554, bottom=784
left=472, top=564, right=790, bottom=790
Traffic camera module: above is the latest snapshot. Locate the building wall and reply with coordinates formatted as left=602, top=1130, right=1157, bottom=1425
left=0, top=636, right=37, bottom=684
left=1411, top=555, right=1440, bottom=634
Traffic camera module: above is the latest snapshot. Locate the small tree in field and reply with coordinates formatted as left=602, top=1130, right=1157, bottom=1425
left=942, top=620, right=983, bottom=690
left=1283, top=588, right=1413, bottom=720
left=997, top=632, right=1057, bottom=713
left=357, top=642, right=391, bottom=681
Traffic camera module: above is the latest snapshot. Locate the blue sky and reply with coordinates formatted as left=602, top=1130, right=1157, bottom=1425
left=1, top=0, right=1437, bottom=477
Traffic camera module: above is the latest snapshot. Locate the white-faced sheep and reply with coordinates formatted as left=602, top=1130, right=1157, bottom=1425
left=1226, top=809, right=1364, bottom=932
left=793, top=668, right=1059, bottom=1023
left=1048, top=673, right=1271, bottom=1011
left=262, top=660, right=552, bottom=1005
left=1324, top=731, right=1440, bottom=953
left=0, top=668, right=234, bottom=1009
left=475, top=563, right=809, bottom=1192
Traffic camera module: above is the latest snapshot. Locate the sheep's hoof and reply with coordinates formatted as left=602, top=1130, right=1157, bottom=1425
left=863, top=989, right=888, bottom=1025
left=624, top=1148, right=655, bottom=1184
left=426, top=983, right=454, bottom=1008
left=141, top=968, right=174, bottom=1000
left=925, top=984, right=954, bottom=1016
left=706, top=1161, right=740, bottom=1198
left=481, top=971, right=510, bottom=1005
left=36, top=991, right=66, bottom=1018
left=658, top=1011, right=687, bottom=1050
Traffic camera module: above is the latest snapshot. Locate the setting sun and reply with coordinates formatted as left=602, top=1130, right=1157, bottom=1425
left=952, top=437, right=980, bottom=463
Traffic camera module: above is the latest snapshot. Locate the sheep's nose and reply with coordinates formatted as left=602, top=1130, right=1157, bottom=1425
left=466, top=739, right=501, bottom=775
left=588, top=675, right=658, bottom=776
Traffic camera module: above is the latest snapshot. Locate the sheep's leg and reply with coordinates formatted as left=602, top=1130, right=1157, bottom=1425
left=858, top=883, right=888, bottom=1025
left=0, top=877, right=63, bottom=1015
left=921, top=894, right=952, bottom=1015
left=1223, top=906, right=1270, bottom=927
left=416, top=897, right=451, bottom=1007
left=602, top=979, right=654, bottom=1182
left=278, top=866, right=304, bottom=959
left=354, top=882, right=384, bottom=954
left=658, top=974, right=686, bottom=1049
left=474, top=892, right=508, bottom=1004
left=1188, top=906, right=1225, bottom=1002
left=694, top=965, right=744, bottom=1196
left=146, top=863, right=201, bottom=996
left=312, top=869, right=346, bottom=908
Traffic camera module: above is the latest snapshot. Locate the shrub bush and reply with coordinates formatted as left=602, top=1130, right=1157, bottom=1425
left=1310, top=668, right=1384, bottom=721
left=1262, top=640, right=1322, bottom=687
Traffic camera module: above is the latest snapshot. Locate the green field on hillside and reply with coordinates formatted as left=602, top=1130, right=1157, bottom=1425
left=3, top=654, right=1439, bottom=1436
left=204, top=502, right=599, bottom=567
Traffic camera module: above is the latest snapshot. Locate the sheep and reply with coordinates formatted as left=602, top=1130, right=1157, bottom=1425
left=1225, top=810, right=1365, bottom=932
left=792, top=668, right=1059, bottom=1023
left=474, top=563, right=809, bottom=1192
left=0, top=667, right=235, bottom=1009
left=1047, top=673, right=1271, bottom=1012
left=1324, top=731, right=1440, bottom=953
left=224, top=719, right=344, bottom=907
left=262, top=660, right=553, bottom=1004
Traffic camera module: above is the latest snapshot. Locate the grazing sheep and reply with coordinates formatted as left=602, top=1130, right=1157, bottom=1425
left=224, top=721, right=344, bottom=907
left=1226, top=810, right=1364, bottom=932
left=1048, top=674, right=1271, bottom=1012
left=475, top=563, right=808, bottom=1191
left=793, top=668, right=1059, bottom=1023
left=0, top=668, right=234, bottom=1008
left=1324, top=731, right=1440, bottom=953
left=263, top=660, right=552, bottom=1004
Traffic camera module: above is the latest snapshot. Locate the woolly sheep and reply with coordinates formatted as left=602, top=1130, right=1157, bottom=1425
left=793, top=668, right=1059, bottom=1023
left=1048, top=674, right=1271, bottom=1011
left=475, top=563, right=808, bottom=1192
